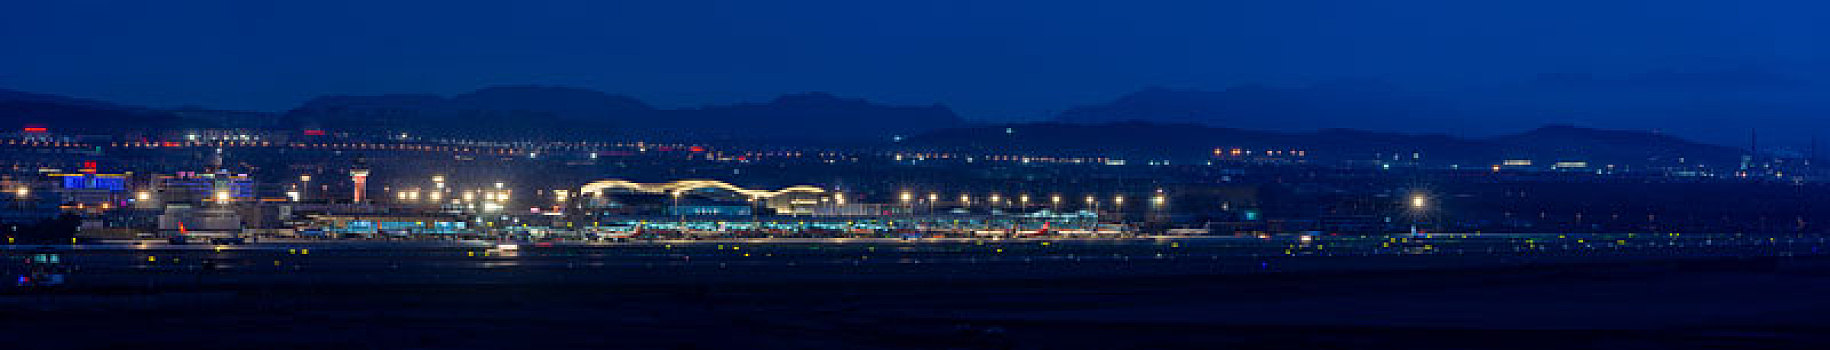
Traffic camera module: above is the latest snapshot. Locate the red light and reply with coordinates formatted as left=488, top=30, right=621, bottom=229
left=689, top=146, right=706, bottom=152
left=303, top=130, right=326, bottom=136
left=22, top=127, right=47, bottom=133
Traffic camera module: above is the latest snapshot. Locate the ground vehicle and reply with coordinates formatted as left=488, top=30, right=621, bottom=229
left=16, top=253, right=68, bottom=287
left=209, top=237, right=246, bottom=245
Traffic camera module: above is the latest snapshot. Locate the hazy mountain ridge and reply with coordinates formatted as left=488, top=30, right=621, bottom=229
left=0, top=86, right=1751, bottom=167
left=907, top=122, right=1745, bottom=167
left=279, top=87, right=962, bottom=140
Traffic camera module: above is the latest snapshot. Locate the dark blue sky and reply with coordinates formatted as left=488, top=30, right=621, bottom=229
left=2, top=0, right=1825, bottom=145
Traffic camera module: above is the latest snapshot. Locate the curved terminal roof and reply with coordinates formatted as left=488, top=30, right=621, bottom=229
left=579, top=179, right=825, bottom=198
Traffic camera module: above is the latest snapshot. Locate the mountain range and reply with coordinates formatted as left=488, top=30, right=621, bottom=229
left=905, top=122, right=1745, bottom=168
left=280, top=86, right=963, bottom=140
left=1, top=86, right=1754, bottom=167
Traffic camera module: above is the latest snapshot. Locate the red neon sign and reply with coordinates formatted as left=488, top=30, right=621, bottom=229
left=22, top=127, right=47, bottom=133
left=303, top=130, right=326, bottom=136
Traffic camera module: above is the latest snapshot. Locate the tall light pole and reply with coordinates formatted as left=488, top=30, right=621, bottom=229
left=299, top=174, right=311, bottom=201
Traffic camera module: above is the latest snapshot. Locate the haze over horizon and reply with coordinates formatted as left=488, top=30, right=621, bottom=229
left=4, top=0, right=1827, bottom=146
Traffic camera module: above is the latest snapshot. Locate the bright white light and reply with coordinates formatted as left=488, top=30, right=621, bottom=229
left=1411, top=195, right=1427, bottom=208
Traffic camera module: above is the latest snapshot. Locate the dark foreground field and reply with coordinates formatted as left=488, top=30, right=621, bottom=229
left=5, top=237, right=1830, bottom=349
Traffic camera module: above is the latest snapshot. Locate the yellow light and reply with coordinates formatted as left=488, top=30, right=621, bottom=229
left=215, top=190, right=231, bottom=202
left=1410, top=196, right=1426, bottom=208
left=136, top=191, right=151, bottom=201
left=14, top=187, right=27, bottom=197
left=899, top=192, right=912, bottom=203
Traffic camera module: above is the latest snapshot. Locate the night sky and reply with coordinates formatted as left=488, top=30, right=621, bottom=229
left=2, top=0, right=1825, bottom=145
